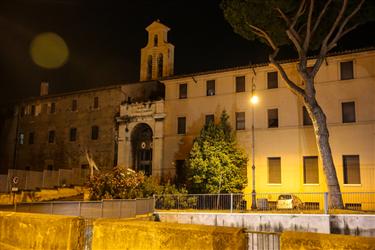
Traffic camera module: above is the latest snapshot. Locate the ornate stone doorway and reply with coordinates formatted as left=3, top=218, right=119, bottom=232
left=131, top=123, right=153, bottom=176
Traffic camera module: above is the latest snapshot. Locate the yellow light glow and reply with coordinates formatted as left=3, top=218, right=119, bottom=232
left=250, top=95, right=259, bottom=104
left=30, top=32, right=69, bottom=69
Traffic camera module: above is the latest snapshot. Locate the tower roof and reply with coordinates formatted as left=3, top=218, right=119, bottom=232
left=145, top=20, right=170, bottom=32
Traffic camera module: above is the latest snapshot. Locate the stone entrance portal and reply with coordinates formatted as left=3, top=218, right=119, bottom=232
left=131, top=123, right=153, bottom=175
left=117, top=100, right=165, bottom=180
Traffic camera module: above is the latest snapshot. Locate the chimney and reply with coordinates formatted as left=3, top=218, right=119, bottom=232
left=40, top=82, right=49, bottom=96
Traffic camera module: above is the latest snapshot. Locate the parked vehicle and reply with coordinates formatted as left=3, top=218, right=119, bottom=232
left=276, top=194, right=304, bottom=209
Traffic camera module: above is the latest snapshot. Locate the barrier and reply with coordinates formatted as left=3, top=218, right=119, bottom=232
left=0, top=211, right=84, bottom=250
left=280, top=231, right=375, bottom=250
left=91, top=220, right=247, bottom=250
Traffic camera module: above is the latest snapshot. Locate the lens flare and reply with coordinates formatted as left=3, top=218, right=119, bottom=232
left=30, top=32, right=69, bottom=69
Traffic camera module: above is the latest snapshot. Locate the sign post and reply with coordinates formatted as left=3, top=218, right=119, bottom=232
left=11, top=176, right=19, bottom=211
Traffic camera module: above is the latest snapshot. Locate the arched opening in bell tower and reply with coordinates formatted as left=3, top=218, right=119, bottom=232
left=157, top=53, right=163, bottom=78
left=131, top=123, right=153, bottom=176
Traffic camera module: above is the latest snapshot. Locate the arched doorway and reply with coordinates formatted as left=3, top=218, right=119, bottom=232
left=131, top=123, right=153, bottom=176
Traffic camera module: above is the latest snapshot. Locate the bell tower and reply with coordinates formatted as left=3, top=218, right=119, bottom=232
left=140, top=20, right=174, bottom=81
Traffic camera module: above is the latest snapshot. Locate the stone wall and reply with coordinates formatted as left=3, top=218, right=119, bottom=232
left=91, top=219, right=246, bottom=250
left=0, top=211, right=84, bottom=250
left=280, top=231, right=375, bottom=250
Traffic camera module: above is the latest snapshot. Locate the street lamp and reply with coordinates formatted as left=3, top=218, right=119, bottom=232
left=250, top=76, right=258, bottom=210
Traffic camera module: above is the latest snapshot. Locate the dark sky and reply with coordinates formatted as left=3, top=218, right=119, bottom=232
left=0, top=0, right=374, bottom=106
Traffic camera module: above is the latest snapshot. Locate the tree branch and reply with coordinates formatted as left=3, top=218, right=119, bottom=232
left=246, top=23, right=278, bottom=51
left=269, top=55, right=305, bottom=98
left=321, top=0, right=348, bottom=53
left=303, top=0, right=314, bottom=51
left=291, top=0, right=307, bottom=28
left=311, top=0, right=333, bottom=37
left=327, top=0, right=365, bottom=51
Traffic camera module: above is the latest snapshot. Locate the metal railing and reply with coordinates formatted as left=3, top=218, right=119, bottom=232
left=247, top=231, right=280, bottom=250
left=155, top=192, right=375, bottom=214
left=0, top=198, right=154, bottom=218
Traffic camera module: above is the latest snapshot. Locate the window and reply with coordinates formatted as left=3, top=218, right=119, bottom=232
left=81, top=164, right=89, bottom=179
left=72, top=99, right=77, bottom=111
left=235, top=76, right=245, bottom=92
left=235, top=112, right=245, bottom=130
left=28, top=132, right=34, bottom=145
left=267, top=72, right=278, bottom=89
left=268, top=157, right=281, bottom=184
left=303, top=156, right=319, bottom=184
left=50, top=102, right=56, bottom=114
left=91, top=126, right=99, bottom=140
left=20, top=106, right=25, bottom=117
left=206, top=80, right=215, bottom=96
left=31, top=105, right=36, bottom=116
left=343, top=155, right=360, bottom=184
left=157, top=53, right=163, bottom=78
left=48, top=130, right=55, bottom=143
left=47, top=165, right=54, bottom=171
left=268, top=108, right=278, bottom=128
left=42, top=104, right=48, bottom=114
left=340, top=61, right=353, bottom=80
left=19, top=133, right=24, bottom=145
left=303, top=106, right=312, bottom=126
left=179, top=83, right=187, bottom=99
left=147, top=55, right=152, bottom=80
left=93, top=97, right=99, bottom=109
left=177, top=117, right=186, bottom=134
left=205, top=114, right=214, bottom=125
left=342, top=101, right=356, bottom=123
left=154, top=34, right=158, bottom=47
left=70, top=128, right=77, bottom=142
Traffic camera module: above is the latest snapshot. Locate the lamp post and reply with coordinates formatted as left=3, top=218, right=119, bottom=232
left=250, top=77, right=258, bottom=210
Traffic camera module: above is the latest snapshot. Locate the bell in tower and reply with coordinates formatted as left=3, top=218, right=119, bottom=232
left=140, top=20, right=174, bottom=81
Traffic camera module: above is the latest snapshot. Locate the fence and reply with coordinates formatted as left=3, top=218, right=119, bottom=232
left=0, top=168, right=90, bottom=193
left=0, top=198, right=154, bottom=218
left=155, top=192, right=375, bottom=214
left=247, top=231, right=280, bottom=250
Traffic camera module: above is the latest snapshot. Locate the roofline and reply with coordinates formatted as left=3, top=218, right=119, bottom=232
left=16, top=80, right=160, bottom=104
left=160, top=47, right=375, bottom=81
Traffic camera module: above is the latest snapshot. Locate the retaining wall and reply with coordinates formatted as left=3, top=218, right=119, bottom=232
left=0, top=211, right=84, bottom=250
left=280, top=231, right=375, bottom=250
left=91, top=219, right=247, bottom=250
left=156, top=212, right=375, bottom=236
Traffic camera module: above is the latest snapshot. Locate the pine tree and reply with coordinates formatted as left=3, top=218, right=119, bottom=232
left=186, top=111, right=248, bottom=194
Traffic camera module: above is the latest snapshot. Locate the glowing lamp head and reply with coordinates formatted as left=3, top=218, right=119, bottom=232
left=250, top=95, right=259, bottom=104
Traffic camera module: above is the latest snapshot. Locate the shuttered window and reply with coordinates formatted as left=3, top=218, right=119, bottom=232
left=340, top=61, right=353, bottom=80
left=267, top=72, right=278, bottom=89
left=177, top=117, right=186, bottom=134
left=206, top=80, right=215, bottom=96
left=343, top=155, right=360, bottom=184
left=235, top=112, right=245, bottom=130
left=268, top=108, right=278, bottom=128
left=303, top=156, right=319, bottom=184
left=342, top=101, right=356, bottom=123
left=235, top=76, right=245, bottom=92
left=303, top=106, right=313, bottom=126
left=268, top=157, right=281, bottom=184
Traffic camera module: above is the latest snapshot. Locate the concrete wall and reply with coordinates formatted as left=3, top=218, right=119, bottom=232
left=92, top=219, right=246, bottom=250
left=280, top=231, right=375, bottom=250
left=156, top=212, right=375, bottom=237
left=0, top=211, right=84, bottom=250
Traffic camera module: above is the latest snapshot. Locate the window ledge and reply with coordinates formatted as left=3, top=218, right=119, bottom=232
left=303, top=183, right=320, bottom=186
left=343, top=184, right=361, bottom=187
left=267, top=183, right=282, bottom=186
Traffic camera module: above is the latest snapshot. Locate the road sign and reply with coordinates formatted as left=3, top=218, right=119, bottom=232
left=12, top=176, right=19, bottom=185
left=11, top=187, right=18, bottom=192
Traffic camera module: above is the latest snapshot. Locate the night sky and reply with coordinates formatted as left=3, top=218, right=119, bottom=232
left=0, top=0, right=374, bottom=106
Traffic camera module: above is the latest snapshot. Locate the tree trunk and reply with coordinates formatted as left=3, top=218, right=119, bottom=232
left=305, top=96, right=344, bottom=209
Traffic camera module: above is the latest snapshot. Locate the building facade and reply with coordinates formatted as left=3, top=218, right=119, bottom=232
left=1, top=21, right=374, bottom=197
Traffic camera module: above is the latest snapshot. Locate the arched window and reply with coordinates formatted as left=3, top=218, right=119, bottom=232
left=154, top=35, right=158, bottom=47
left=157, top=53, right=163, bottom=78
left=147, top=55, right=152, bottom=80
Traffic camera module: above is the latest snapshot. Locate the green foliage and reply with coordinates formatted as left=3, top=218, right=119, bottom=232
left=87, top=167, right=187, bottom=200
left=221, top=0, right=375, bottom=50
left=186, top=111, right=248, bottom=194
